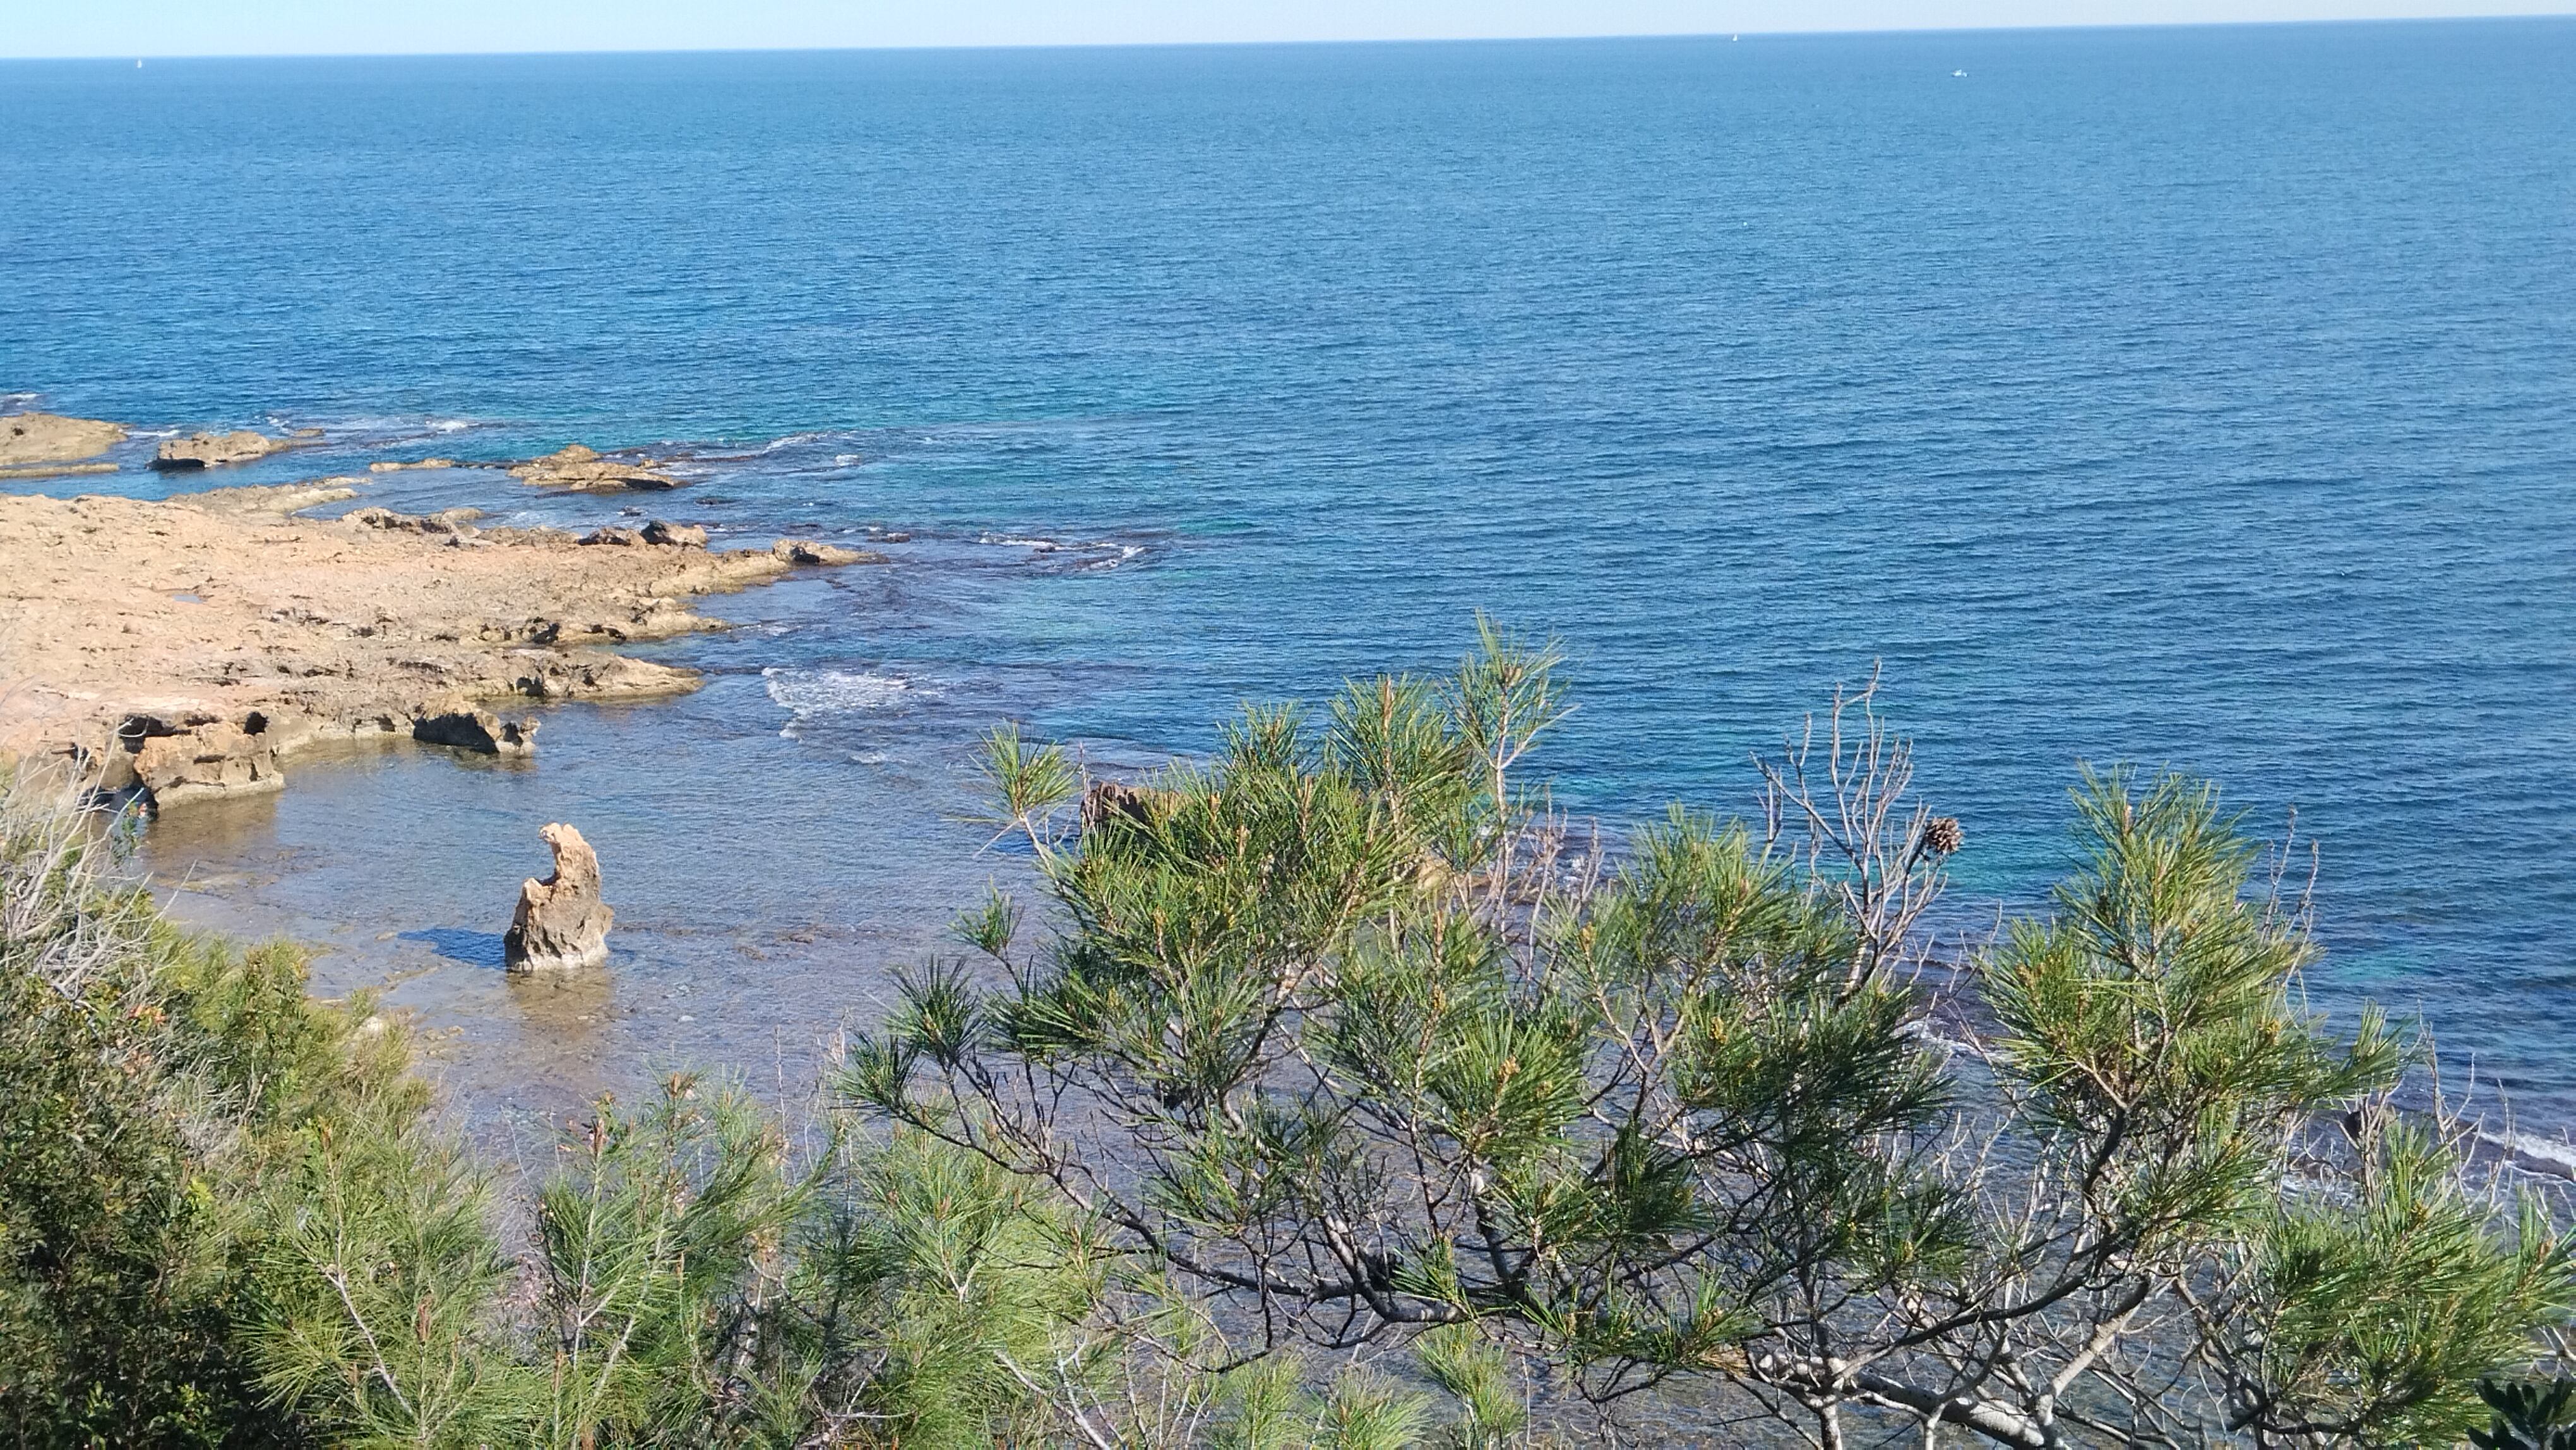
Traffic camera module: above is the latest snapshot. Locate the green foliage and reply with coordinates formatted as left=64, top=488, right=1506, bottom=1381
left=1986, top=769, right=2409, bottom=1249
left=0, top=766, right=1116, bottom=1449
left=15, top=620, right=2576, bottom=1449
left=1415, top=1327, right=1529, bottom=1449
left=856, top=627, right=2576, bottom=1448
left=2229, top=1120, right=2576, bottom=1445
left=2477, top=1375, right=2576, bottom=1450
left=0, top=768, right=426, bottom=1446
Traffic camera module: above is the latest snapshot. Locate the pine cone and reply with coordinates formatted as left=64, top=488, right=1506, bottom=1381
left=1924, top=816, right=1964, bottom=856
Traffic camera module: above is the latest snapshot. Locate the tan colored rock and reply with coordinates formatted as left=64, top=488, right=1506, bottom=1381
left=0, top=484, right=880, bottom=808
left=345, top=504, right=483, bottom=535
left=504, top=822, right=612, bottom=972
left=367, top=457, right=456, bottom=472
left=511, top=444, right=681, bottom=491
left=176, top=479, right=362, bottom=516
left=154, top=430, right=289, bottom=470
left=579, top=526, right=643, bottom=547
left=640, top=520, right=707, bottom=548
left=772, top=538, right=885, bottom=566
left=115, top=714, right=285, bottom=809
left=0, top=413, right=126, bottom=466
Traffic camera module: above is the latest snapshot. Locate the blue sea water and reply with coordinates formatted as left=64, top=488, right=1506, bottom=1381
left=5, top=23, right=2575, bottom=1124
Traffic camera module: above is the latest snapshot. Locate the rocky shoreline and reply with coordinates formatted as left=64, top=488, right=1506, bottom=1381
left=0, top=436, right=884, bottom=813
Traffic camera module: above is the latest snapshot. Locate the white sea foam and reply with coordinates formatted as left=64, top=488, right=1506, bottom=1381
left=763, top=666, right=936, bottom=738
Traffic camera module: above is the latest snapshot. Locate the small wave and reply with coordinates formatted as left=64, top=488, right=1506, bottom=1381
left=763, top=666, right=938, bottom=738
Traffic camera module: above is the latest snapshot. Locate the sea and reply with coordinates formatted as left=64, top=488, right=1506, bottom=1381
left=4, top=21, right=2573, bottom=1135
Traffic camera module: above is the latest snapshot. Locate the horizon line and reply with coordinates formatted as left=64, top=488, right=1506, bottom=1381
left=7, top=9, right=2572, bottom=63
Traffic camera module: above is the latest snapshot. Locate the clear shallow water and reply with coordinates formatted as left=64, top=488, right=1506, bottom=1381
left=6, top=24, right=2575, bottom=1125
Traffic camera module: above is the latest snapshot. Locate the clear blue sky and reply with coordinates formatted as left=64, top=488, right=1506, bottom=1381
left=3, top=0, right=2567, bottom=57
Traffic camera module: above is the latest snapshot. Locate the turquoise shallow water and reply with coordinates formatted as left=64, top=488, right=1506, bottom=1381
left=5, top=23, right=2575, bottom=1124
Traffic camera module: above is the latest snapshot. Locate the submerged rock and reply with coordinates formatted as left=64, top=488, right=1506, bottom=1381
left=154, top=430, right=297, bottom=470
left=504, top=822, right=613, bottom=972
left=0, top=412, right=127, bottom=467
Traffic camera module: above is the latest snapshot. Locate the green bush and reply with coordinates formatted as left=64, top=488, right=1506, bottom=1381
left=855, top=623, right=2576, bottom=1448
left=1, top=769, right=418, bottom=1446
left=9, top=617, right=2574, bottom=1447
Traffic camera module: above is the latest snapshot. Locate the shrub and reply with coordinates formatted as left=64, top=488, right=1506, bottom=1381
left=852, top=623, right=2576, bottom=1447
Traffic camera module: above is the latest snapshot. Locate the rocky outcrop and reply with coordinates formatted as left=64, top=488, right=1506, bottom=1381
left=583, top=520, right=708, bottom=549
left=1, top=413, right=126, bottom=468
left=772, top=538, right=885, bottom=566
left=85, top=711, right=287, bottom=810
left=0, top=484, right=885, bottom=812
left=367, top=457, right=456, bottom=472
left=154, top=430, right=294, bottom=470
left=504, top=822, right=612, bottom=972
left=176, top=479, right=363, bottom=516
left=345, top=504, right=483, bottom=535
left=413, top=709, right=537, bottom=755
left=510, top=444, right=681, bottom=491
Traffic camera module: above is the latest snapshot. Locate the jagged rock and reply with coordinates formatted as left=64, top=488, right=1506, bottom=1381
left=1082, top=779, right=1170, bottom=833
left=413, top=709, right=537, bottom=754
left=579, top=526, right=643, bottom=546
left=511, top=444, right=681, bottom=491
left=0, top=412, right=126, bottom=466
left=641, top=520, right=707, bottom=548
left=367, top=457, right=456, bottom=472
left=153, top=430, right=290, bottom=470
left=504, top=822, right=612, bottom=972
left=109, top=712, right=285, bottom=808
left=771, top=538, right=884, bottom=566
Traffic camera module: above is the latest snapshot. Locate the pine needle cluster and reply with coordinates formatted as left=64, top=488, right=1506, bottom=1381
left=853, top=621, right=2576, bottom=1447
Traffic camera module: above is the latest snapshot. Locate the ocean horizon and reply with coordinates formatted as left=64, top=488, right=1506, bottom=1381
left=6, top=18, right=2574, bottom=1130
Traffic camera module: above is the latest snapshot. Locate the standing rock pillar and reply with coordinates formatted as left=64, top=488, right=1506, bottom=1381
left=504, top=822, right=614, bottom=971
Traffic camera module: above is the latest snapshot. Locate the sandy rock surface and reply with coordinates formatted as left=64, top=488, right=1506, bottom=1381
left=510, top=443, right=681, bottom=491
left=0, top=484, right=835, bottom=808
left=1, top=412, right=127, bottom=465
left=0, top=412, right=128, bottom=476
left=154, top=429, right=303, bottom=470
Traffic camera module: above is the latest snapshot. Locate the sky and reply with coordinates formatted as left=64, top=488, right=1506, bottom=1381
left=1, top=0, right=2568, bottom=57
